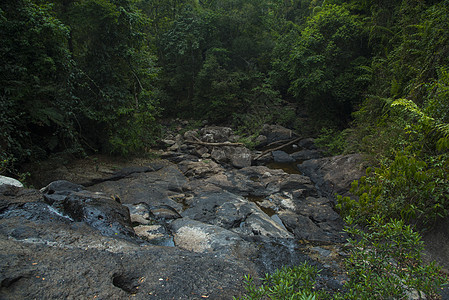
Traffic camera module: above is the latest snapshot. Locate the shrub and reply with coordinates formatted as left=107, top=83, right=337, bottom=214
left=236, top=217, right=448, bottom=300
left=336, top=152, right=449, bottom=228
left=235, top=263, right=322, bottom=300
left=341, top=216, right=447, bottom=299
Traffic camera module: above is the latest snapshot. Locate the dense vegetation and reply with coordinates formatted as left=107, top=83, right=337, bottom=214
left=1, top=0, right=449, bottom=297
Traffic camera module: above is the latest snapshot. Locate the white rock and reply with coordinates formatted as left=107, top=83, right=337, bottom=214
left=0, top=175, right=24, bottom=188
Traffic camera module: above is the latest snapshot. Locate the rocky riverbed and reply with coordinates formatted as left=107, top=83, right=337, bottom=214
left=0, top=125, right=399, bottom=299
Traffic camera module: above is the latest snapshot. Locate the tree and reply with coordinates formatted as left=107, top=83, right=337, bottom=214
left=287, top=4, right=370, bottom=128
left=0, top=0, right=76, bottom=167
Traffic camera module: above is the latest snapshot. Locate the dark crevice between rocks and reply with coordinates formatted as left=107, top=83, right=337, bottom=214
left=1, top=276, right=24, bottom=288
left=82, top=164, right=165, bottom=187
left=112, top=273, right=139, bottom=294
left=246, top=195, right=276, bottom=217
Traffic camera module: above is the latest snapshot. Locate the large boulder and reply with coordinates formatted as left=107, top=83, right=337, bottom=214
left=272, top=150, right=295, bottom=163
left=211, top=146, right=252, bottom=168
left=178, top=159, right=224, bottom=178
left=203, top=166, right=315, bottom=198
left=182, top=191, right=292, bottom=239
left=261, top=124, right=293, bottom=144
left=170, top=218, right=254, bottom=258
left=89, top=164, right=188, bottom=212
left=298, top=154, right=366, bottom=198
left=200, top=126, right=234, bottom=143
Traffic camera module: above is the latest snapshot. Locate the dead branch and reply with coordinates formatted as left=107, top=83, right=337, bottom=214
left=254, top=137, right=302, bottom=160
left=185, top=140, right=245, bottom=147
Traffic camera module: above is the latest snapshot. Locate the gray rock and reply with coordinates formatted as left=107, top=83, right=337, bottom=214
left=272, top=150, right=295, bottom=163
left=40, top=180, right=84, bottom=194
left=0, top=219, right=252, bottom=299
left=182, top=191, right=292, bottom=239
left=150, top=205, right=182, bottom=220
left=210, top=146, right=251, bottom=168
left=261, top=124, right=293, bottom=144
left=61, top=190, right=136, bottom=240
left=228, top=146, right=252, bottom=168
left=124, top=202, right=153, bottom=225
left=171, top=218, right=253, bottom=257
left=89, top=164, right=188, bottom=212
left=278, top=197, right=347, bottom=244
left=255, top=135, right=267, bottom=146
left=298, top=138, right=317, bottom=149
left=203, top=166, right=316, bottom=198
left=183, top=130, right=199, bottom=141
left=200, top=126, right=233, bottom=143
left=298, top=154, right=366, bottom=198
left=291, top=149, right=323, bottom=161
left=0, top=175, right=23, bottom=188
left=134, top=224, right=174, bottom=247
left=178, top=160, right=224, bottom=178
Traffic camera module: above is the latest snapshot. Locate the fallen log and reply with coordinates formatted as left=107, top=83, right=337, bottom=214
left=185, top=140, right=245, bottom=147
left=254, top=137, right=302, bottom=160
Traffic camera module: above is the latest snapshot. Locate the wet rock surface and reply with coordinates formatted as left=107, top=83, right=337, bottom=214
left=1, top=125, right=366, bottom=299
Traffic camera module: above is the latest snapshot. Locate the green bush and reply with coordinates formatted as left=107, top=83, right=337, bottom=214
left=314, top=128, right=349, bottom=156
left=342, top=216, right=447, bottom=299
left=336, top=152, right=449, bottom=228
left=235, top=263, right=321, bottom=300
left=237, top=218, right=447, bottom=300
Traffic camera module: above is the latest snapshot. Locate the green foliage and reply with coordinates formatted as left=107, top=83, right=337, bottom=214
left=342, top=216, right=447, bottom=299
left=237, top=218, right=447, bottom=300
left=68, top=0, right=161, bottom=154
left=341, top=66, right=449, bottom=228
left=235, top=263, right=321, bottom=300
left=314, top=128, right=348, bottom=155
left=0, top=0, right=79, bottom=162
left=337, top=151, right=449, bottom=228
left=279, top=4, right=370, bottom=129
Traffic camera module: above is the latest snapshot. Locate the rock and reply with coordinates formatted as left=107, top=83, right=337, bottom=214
left=255, top=135, right=267, bottom=146
left=60, top=190, right=136, bottom=240
left=202, top=166, right=316, bottom=198
left=0, top=191, right=256, bottom=299
left=182, top=191, right=292, bottom=239
left=124, top=203, right=153, bottom=225
left=183, top=130, right=199, bottom=141
left=291, top=149, right=323, bottom=161
left=235, top=209, right=293, bottom=239
left=149, top=205, right=182, bottom=220
left=88, top=164, right=188, bottom=212
left=133, top=225, right=174, bottom=246
left=211, top=146, right=252, bottom=168
left=171, top=218, right=252, bottom=257
left=298, top=138, right=317, bottom=149
left=40, top=180, right=84, bottom=194
left=178, top=160, right=224, bottom=178
left=182, top=191, right=242, bottom=226
left=0, top=175, right=23, bottom=188
left=298, top=154, right=366, bottom=198
left=161, top=139, right=176, bottom=146
left=210, top=147, right=227, bottom=162
left=0, top=222, right=252, bottom=299
left=311, top=247, right=332, bottom=257
left=194, top=146, right=209, bottom=157
left=261, top=124, right=293, bottom=144
left=200, top=126, right=233, bottom=143
left=279, top=174, right=314, bottom=192
left=267, top=193, right=296, bottom=211
left=278, top=197, right=347, bottom=244
left=272, top=150, right=295, bottom=163
left=228, top=146, right=252, bottom=168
